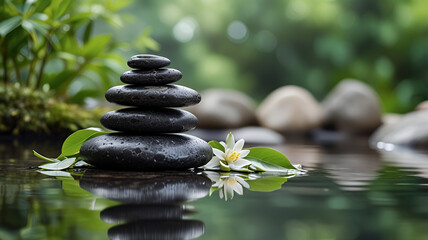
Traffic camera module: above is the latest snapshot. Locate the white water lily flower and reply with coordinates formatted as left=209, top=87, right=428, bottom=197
left=203, top=133, right=252, bottom=172
left=206, top=172, right=250, bottom=201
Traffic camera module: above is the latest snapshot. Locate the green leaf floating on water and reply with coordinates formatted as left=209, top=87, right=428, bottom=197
left=39, top=157, right=77, bottom=170
left=246, top=147, right=299, bottom=170
left=34, top=128, right=107, bottom=171
left=58, top=128, right=106, bottom=159
left=203, top=135, right=304, bottom=173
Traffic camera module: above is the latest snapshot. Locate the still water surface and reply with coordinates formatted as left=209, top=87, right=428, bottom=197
left=1, top=136, right=428, bottom=240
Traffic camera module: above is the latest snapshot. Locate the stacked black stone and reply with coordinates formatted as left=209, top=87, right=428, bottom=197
left=80, top=54, right=212, bottom=171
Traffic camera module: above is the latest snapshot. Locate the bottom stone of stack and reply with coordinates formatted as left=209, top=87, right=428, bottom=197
left=80, top=133, right=213, bottom=171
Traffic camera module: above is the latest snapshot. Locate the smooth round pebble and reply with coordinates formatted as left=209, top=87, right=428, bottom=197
left=127, top=54, right=170, bottom=69
left=80, top=133, right=213, bottom=171
left=105, top=85, right=201, bottom=107
left=120, top=68, right=182, bottom=85
left=100, top=108, right=198, bottom=133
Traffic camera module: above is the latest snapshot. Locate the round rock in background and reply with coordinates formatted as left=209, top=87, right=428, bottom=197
left=105, top=85, right=201, bottom=107
left=322, top=79, right=382, bottom=133
left=101, top=108, right=198, bottom=133
left=257, top=86, right=323, bottom=133
left=127, top=54, right=170, bottom=69
left=120, top=68, right=182, bottom=85
left=80, top=133, right=213, bottom=171
left=370, top=111, right=428, bottom=147
left=416, top=100, right=428, bottom=111
left=185, top=89, right=257, bottom=129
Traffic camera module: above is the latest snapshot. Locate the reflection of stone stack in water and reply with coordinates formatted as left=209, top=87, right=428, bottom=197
left=80, top=170, right=210, bottom=239
left=80, top=54, right=212, bottom=171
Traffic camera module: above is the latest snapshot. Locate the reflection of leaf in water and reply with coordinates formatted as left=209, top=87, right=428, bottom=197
left=246, top=177, right=289, bottom=192
left=38, top=170, right=72, bottom=177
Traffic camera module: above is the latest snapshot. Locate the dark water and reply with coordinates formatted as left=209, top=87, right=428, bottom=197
left=1, top=136, right=428, bottom=240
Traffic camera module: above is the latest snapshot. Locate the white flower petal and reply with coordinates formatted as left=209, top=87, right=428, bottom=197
left=220, top=141, right=227, bottom=149
left=219, top=189, right=224, bottom=199
left=231, top=158, right=252, bottom=168
left=236, top=177, right=250, bottom=189
left=205, top=171, right=221, bottom=182
left=203, top=157, right=221, bottom=169
left=226, top=132, right=235, bottom=150
left=213, top=148, right=225, bottom=160
left=225, top=183, right=234, bottom=200
left=231, top=181, right=244, bottom=195
left=239, top=149, right=250, bottom=158
left=234, top=139, right=245, bottom=151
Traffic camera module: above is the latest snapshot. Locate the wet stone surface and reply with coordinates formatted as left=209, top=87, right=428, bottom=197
left=127, top=54, right=170, bottom=69
left=120, top=68, right=182, bottom=85
left=105, top=85, right=201, bottom=107
left=100, top=108, right=198, bottom=133
left=80, top=133, right=213, bottom=171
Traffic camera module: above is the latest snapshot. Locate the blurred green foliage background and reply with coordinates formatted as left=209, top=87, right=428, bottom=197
left=1, top=0, right=428, bottom=133
left=108, top=0, right=428, bottom=113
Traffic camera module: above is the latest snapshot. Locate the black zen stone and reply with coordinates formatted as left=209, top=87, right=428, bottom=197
left=79, top=133, right=213, bottom=171
left=120, top=68, right=182, bottom=85
left=127, top=54, right=170, bottom=69
left=105, top=85, right=201, bottom=107
left=100, top=108, right=197, bottom=133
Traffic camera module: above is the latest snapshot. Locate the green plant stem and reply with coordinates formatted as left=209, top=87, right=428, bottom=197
left=2, top=41, right=8, bottom=84
left=26, top=57, right=36, bottom=88
left=12, top=56, right=22, bottom=84
left=35, top=42, right=51, bottom=89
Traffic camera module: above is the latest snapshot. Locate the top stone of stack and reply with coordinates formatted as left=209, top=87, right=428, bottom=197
left=127, top=54, right=170, bottom=69
left=120, top=54, right=183, bottom=86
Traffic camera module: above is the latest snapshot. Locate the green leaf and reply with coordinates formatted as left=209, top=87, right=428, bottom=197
left=83, top=21, right=93, bottom=44
left=39, top=157, right=76, bottom=170
left=82, top=34, right=111, bottom=57
left=0, top=16, right=22, bottom=37
left=246, top=147, right=298, bottom=170
left=248, top=158, right=292, bottom=172
left=53, top=0, right=71, bottom=19
left=209, top=187, right=219, bottom=196
left=208, top=140, right=224, bottom=151
left=58, top=128, right=106, bottom=159
left=23, top=0, right=37, bottom=13
left=74, top=160, right=91, bottom=167
left=33, top=150, right=59, bottom=162
left=246, top=177, right=289, bottom=192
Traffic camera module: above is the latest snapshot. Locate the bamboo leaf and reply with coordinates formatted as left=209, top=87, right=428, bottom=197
left=0, top=16, right=22, bottom=37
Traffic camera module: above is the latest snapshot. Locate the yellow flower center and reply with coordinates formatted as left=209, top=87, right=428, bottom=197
left=226, top=179, right=238, bottom=184
left=226, top=151, right=240, bottom=163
